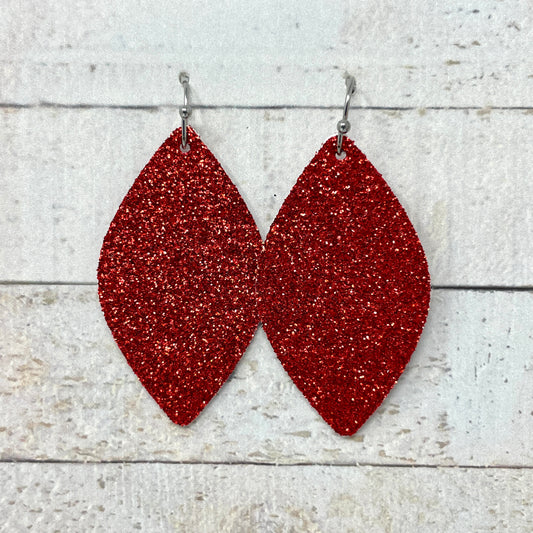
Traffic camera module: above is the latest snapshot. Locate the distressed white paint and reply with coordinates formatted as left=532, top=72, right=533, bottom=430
left=1, top=463, right=531, bottom=532
left=1, top=107, right=531, bottom=285
left=0, top=287, right=531, bottom=466
left=1, top=1, right=531, bottom=530
left=1, top=1, right=532, bottom=107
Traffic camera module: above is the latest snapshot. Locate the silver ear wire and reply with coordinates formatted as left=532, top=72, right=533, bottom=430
left=179, top=72, right=192, bottom=151
left=336, top=75, right=356, bottom=156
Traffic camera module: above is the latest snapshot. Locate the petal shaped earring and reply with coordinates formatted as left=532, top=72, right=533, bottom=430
left=98, top=72, right=430, bottom=435
left=98, top=73, right=263, bottom=425
left=258, top=76, right=431, bottom=435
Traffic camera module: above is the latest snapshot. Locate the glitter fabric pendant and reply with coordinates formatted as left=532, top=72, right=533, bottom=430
left=258, top=78, right=430, bottom=435
left=98, top=77, right=262, bottom=425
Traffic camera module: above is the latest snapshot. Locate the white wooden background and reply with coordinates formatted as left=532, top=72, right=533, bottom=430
left=1, top=1, right=532, bottom=531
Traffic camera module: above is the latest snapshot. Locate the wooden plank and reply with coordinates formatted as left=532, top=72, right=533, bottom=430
left=0, top=287, right=531, bottom=466
left=0, top=463, right=531, bottom=532
left=1, top=107, right=532, bottom=285
left=1, top=1, right=532, bottom=107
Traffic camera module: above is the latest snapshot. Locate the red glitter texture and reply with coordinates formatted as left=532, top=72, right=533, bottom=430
left=98, top=127, right=263, bottom=425
left=258, top=136, right=430, bottom=435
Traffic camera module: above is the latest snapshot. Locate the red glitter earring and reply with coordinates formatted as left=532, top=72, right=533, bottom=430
left=258, top=76, right=431, bottom=435
left=98, top=72, right=430, bottom=436
left=98, top=73, right=263, bottom=425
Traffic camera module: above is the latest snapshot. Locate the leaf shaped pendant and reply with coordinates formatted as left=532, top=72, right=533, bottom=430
left=98, top=127, right=263, bottom=425
left=258, top=136, right=430, bottom=435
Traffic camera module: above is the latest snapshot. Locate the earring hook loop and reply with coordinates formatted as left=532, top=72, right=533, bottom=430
left=336, top=75, right=356, bottom=156
left=179, top=72, right=192, bottom=150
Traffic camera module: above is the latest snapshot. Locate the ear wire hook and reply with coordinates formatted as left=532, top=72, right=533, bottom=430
left=336, top=75, right=356, bottom=157
left=179, top=72, right=192, bottom=151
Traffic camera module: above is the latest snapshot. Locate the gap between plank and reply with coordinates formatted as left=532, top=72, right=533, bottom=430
left=0, top=103, right=532, bottom=112
left=0, top=281, right=531, bottom=292
left=0, top=459, right=531, bottom=469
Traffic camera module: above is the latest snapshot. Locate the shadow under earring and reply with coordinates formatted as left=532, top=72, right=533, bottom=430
left=258, top=76, right=431, bottom=435
left=98, top=73, right=263, bottom=425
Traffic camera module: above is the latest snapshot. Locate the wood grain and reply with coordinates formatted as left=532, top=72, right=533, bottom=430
left=1, top=107, right=531, bottom=285
left=1, top=463, right=531, bottom=532
left=1, top=2, right=531, bottom=530
left=1, top=286, right=531, bottom=466
left=1, top=1, right=531, bottom=107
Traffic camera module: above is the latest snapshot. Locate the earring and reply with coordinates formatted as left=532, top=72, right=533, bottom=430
left=98, top=73, right=430, bottom=436
left=98, top=73, right=263, bottom=425
left=258, top=76, right=431, bottom=435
